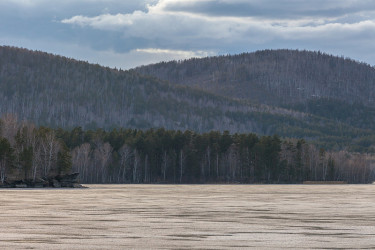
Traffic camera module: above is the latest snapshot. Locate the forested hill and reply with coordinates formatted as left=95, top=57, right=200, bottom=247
left=0, top=45, right=264, bottom=132
left=0, top=46, right=375, bottom=151
left=136, top=50, right=375, bottom=137
left=136, top=49, right=375, bottom=107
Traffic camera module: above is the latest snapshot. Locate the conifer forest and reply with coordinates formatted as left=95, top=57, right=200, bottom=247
left=0, top=115, right=373, bottom=184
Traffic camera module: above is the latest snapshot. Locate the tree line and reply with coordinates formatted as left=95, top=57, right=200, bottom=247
left=1, top=114, right=374, bottom=184
left=0, top=114, right=71, bottom=184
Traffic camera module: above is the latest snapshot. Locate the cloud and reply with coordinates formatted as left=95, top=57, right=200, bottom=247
left=62, top=13, right=135, bottom=29
left=0, top=0, right=150, bottom=17
left=61, top=0, right=375, bottom=47
left=90, top=47, right=214, bottom=69
left=150, top=0, right=375, bottom=19
left=279, top=20, right=375, bottom=40
left=135, top=48, right=215, bottom=58
left=3, top=0, right=375, bottom=68
left=0, top=35, right=213, bottom=69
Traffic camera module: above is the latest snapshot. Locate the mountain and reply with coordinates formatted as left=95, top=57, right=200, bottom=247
left=0, top=46, right=374, bottom=151
left=136, top=49, right=375, bottom=134
left=0, top=46, right=310, bottom=133
left=136, top=49, right=375, bottom=106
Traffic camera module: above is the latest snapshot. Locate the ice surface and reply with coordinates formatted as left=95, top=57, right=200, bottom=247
left=0, top=184, right=374, bottom=249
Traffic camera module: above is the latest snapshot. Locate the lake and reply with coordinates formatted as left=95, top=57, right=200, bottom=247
left=0, top=184, right=374, bottom=249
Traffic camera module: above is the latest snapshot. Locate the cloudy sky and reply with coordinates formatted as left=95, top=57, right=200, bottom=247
left=1, top=0, right=375, bottom=69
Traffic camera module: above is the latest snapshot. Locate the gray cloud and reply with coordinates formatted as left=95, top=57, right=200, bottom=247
left=61, top=1, right=375, bottom=48
left=162, top=0, right=375, bottom=19
left=2, top=0, right=375, bottom=69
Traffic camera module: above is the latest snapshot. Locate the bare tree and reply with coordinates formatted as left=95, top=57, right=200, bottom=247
left=0, top=138, right=13, bottom=184
left=119, top=144, right=132, bottom=182
left=179, top=149, right=186, bottom=183
left=206, top=146, right=211, bottom=179
left=40, top=130, right=60, bottom=177
left=0, top=113, right=19, bottom=146
left=161, top=150, right=168, bottom=182
left=133, top=149, right=139, bottom=183
left=72, top=143, right=91, bottom=183
left=93, top=141, right=113, bottom=183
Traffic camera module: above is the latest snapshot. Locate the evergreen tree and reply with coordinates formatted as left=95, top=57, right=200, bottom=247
left=57, top=144, right=72, bottom=175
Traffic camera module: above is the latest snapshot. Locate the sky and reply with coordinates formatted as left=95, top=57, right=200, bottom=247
left=1, top=0, right=375, bottom=69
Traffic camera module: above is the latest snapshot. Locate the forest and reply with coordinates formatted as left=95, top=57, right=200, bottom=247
left=2, top=46, right=375, bottom=152
left=137, top=50, right=375, bottom=144
left=0, top=46, right=375, bottom=152
left=1, top=115, right=374, bottom=185
left=1, top=46, right=375, bottom=184
left=136, top=49, right=375, bottom=107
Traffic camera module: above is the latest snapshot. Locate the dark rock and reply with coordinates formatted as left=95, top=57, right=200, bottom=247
left=51, top=179, right=61, bottom=188
left=0, top=173, right=84, bottom=188
left=55, top=173, right=80, bottom=188
left=55, top=172, right=80, bottom=182
left=73, top=183, right=86, bottom=188
left=36, top=178, right=49, bottom=187
left=15, top=184, right=27, bottom=188
left=13, top=180, right=27, bottom=188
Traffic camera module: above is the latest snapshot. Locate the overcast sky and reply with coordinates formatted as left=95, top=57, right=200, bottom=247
left=1, top=0, right=375, bottom=69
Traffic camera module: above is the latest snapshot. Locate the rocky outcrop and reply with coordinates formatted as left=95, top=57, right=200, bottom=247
left=0, top=173, right=86, bottom=188
left=53, top=173, right=83, bottom=188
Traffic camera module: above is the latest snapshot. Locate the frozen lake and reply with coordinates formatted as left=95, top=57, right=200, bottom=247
left=0, top=184, right=375, bottom=249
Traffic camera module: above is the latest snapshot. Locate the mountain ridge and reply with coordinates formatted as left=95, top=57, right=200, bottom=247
left=1, top=46, right=374, bottom=151
left=0, top=46, right=307, bottom=132
left=135, top=49, right=375, bottom=145
left=135, top=49, right=375, bottom=107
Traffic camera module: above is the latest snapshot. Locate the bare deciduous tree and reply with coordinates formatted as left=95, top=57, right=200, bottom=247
left=72, top=143, right=91, bottom=183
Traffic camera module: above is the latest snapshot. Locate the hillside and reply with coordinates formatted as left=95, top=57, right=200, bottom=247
left=136, top=50, right=375, bottom=106
left=0, top=46, right=257, bottom=132
left=0, top=46, right=374, bottom=151
left=136, top=49, right=375, bottom=133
